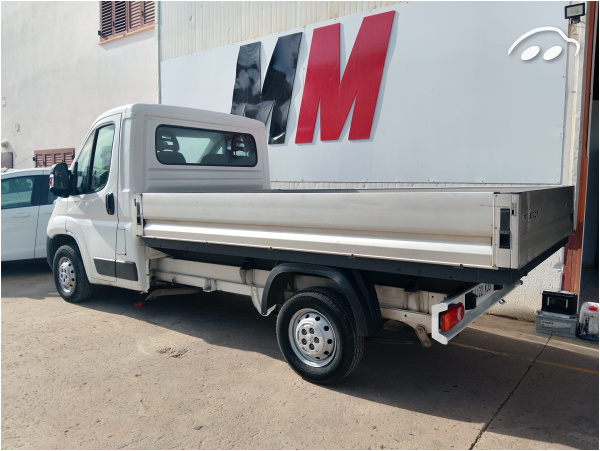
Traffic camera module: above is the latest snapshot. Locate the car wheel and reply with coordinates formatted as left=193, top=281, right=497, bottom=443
left=276, top=287, right=364, bottom=384
left=53, top=244, right=93, bottom=303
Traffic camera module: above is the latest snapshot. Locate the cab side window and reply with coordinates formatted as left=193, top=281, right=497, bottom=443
left=73, top=124, right=115, bottom=195
left=90, top=126, right=115, bottom=192
left=74, top=133, right=95, bottom=195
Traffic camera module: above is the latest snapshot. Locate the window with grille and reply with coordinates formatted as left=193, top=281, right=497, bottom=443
left=99, top=1, right=155, bottom=42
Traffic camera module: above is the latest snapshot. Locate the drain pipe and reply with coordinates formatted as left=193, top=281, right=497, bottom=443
left=157, top=1, right=162, bottom=104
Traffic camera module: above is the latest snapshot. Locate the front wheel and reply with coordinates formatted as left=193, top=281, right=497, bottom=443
left=276, top=288, right=364, bottom=384
left=53, top=244, right=93, bottom=303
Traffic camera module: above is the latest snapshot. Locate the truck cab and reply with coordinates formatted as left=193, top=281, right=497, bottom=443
left=47, top=104, right=269, bottom=292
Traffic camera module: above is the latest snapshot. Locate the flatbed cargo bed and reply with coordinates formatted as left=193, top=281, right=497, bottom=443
left=136, top=185, right=573, bottom=284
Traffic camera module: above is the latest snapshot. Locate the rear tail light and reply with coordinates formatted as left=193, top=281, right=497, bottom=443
left=49, top=173, right=54, bottom=188
left=440, top=303, right=465, bottom=332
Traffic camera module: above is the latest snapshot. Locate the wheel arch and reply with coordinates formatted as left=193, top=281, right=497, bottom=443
left=262, top=263, right=382, bottom=336
left=46, top=234, right=79, bottom=268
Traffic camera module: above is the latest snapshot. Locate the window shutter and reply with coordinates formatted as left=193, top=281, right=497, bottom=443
left=114, top=1, right=127, bottom=37
left=143, top=2, right=155, bottom=25
left=35, top=154, right=44, bottom=168
left=34, top=149, right=75, bottom=168
left=128, top=2, right=143, bottom=32
left=99, top=1, right=113, bottom=41
left=100, top=1, right=154, bottom=43
left=64, top=151, right=74, bottom=166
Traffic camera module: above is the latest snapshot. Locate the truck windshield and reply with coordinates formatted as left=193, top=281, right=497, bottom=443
left=155, top=125, right=257, bottom=167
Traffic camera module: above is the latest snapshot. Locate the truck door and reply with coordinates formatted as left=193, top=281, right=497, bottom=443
left=66, top=114, right=120, bottom=282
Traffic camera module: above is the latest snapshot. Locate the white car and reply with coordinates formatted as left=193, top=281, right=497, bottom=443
left=1, top=167, right=57, bottom=261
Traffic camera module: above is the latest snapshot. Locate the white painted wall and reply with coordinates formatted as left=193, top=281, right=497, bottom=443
left=1, top=1, right=158, bottom=169
left=489, top=250, right=564, bottom=319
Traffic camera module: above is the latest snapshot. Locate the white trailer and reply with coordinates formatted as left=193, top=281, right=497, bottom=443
left=47, top=104, right=574, bottom=383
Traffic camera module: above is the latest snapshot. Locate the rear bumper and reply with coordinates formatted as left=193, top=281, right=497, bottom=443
left=431, top=281, right=521, bottom=344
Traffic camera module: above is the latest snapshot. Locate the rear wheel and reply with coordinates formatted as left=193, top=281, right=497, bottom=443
left=53, top=244, right=93, bottom=303
left=276, top=288, right=364, bottom=384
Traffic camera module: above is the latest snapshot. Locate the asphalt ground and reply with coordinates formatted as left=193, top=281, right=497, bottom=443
left=1, top=260, right=598, bottom=450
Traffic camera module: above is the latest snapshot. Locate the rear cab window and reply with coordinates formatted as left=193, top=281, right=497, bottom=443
left=155, top=125, right=257, bottom=167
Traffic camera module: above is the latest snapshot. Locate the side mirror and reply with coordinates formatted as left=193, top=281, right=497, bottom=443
left=49, top=163, right=71, bottom=198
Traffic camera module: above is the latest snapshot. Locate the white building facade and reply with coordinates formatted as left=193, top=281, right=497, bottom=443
left=1, top=1, right=158, bottom=169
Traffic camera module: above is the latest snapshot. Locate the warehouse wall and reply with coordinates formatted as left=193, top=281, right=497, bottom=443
left=158, top=1, right=589, bottom=321
left=159, top=1, right=400, bottom=60
left=1, top=1, right=158, bottom=169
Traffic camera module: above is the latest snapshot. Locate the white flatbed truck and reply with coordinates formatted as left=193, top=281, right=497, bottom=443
left=48, top=104, right=574, bottom=384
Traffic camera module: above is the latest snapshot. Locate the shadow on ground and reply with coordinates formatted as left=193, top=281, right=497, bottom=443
left=1, top=259, right=52, bottom=281
left=82, top=285, right=600, bottom=449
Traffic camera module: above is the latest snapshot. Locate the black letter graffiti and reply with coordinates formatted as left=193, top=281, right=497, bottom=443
left=231, top=33, right=302, bottom=145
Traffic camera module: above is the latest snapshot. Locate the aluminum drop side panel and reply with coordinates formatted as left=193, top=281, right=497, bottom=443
left=516, top=186, right=574, bottom=269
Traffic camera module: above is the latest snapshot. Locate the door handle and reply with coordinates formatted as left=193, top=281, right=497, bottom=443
left=13, top=213, right=31, bottom=218
left=105, top=192, right=115, bottom=215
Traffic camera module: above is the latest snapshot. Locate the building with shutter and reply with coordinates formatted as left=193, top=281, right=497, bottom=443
left=1, top=1, right=157, bottom=170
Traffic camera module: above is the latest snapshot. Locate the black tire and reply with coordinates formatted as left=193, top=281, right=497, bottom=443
left=52, top=244, right=93, bottom=303
left=276, top=287, right=364, bottom=385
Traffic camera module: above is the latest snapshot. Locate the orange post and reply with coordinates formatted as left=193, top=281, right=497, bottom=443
left=562, top=2, right=597, bottom=295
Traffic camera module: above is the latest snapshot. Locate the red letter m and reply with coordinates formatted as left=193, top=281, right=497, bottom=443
left=295, top=11, right=395, bottom=143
